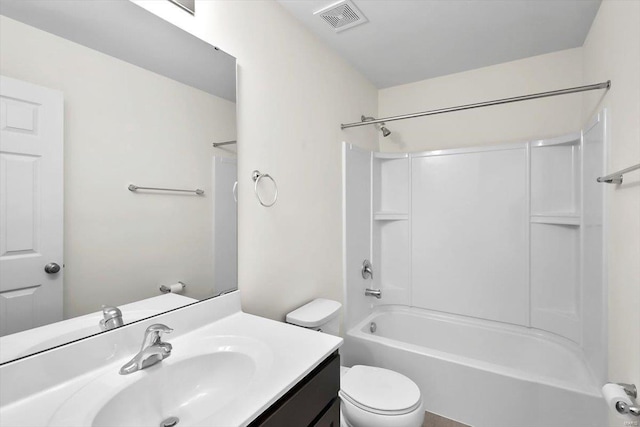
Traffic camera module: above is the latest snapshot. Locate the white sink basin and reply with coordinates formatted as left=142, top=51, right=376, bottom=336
left=93, top=353, right=255, bottom=427
left=49, top=336, right=272, bottom=427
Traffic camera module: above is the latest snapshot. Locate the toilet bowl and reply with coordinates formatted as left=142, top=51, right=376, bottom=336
left=339, top=365, right=424, bottom=427
left=286, top=299, right=424, bottom=427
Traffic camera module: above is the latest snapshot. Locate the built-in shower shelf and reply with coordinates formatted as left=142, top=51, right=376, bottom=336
left=373, top=152, right=409, bottom=159
left=373, top=212, right=409, bottom=221
left=530, top=213, right=580, bottom=226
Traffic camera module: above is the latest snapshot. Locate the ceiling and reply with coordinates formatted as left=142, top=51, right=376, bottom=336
left=278, top=0, right=601, bottom=88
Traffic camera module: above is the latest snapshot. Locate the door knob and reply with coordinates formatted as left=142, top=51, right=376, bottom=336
left=44, top=263, right=61, bottom=274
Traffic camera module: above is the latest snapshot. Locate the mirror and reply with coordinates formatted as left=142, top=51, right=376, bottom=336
left=0, top=0, right=237, bottom=364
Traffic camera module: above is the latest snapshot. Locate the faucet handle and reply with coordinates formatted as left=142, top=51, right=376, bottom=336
left=141, top=324, right=173, bottom=348
left=146, top=324, right=173, bottom=334
left=362, top=259, right=373, bottom=280
left=99, top=305, right=124, bottom=331
left=101, top=305, right=122, bottom=319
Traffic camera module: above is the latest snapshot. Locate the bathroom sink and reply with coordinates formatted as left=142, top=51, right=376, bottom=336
left=93, top=352, right=254, bottom=427
left=48, top=336, right=272, bottom=427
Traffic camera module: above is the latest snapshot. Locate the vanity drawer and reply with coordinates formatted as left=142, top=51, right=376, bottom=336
left=311, top=397, right=340, bottom=427
left=249, top=351, right=340, bottom=427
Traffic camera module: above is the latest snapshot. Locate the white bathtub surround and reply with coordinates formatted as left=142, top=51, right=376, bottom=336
left=342, top=306, right=605, bottom=427
left=343, top=113, right=607, bottom=426
left=0, top=291, right=342, bottom=427
left=344, top=121, right=606, bottom=342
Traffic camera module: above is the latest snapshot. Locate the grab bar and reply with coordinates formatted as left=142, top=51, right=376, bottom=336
left=128, top=184, right=204, bottom=195
left=597, top=163, right=640, bottom=184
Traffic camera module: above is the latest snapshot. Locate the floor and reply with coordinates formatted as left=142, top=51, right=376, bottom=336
left=423, top=411, right=470, bottom=427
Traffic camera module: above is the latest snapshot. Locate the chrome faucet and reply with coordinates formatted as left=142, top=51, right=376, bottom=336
left=99, top=305, right=123, bottom=331
left=365, top=288, right=382, bottom=299
left=119, top=324, right=173, bottom=375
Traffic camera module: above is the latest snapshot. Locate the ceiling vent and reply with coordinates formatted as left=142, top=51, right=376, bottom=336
left=314, top=0, right=368, bottom=33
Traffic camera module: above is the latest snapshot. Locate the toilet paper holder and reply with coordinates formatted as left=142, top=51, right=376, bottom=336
left=610, top=383, right=639, bottom=416
left=159, top=281, right=186, bottom=294
left=618, top=383, right=638, bottom=399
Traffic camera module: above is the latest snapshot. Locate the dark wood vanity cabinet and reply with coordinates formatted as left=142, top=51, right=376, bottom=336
left=249, top=351, right=340, bottom=427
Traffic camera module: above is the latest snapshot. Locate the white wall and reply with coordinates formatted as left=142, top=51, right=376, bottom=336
left=377, top=48, right=584, bottom=152
left=0, top=16, right=236, bottom=317
left=581, top=2, right=640, bottom=426
left=133, top=1, right=379, bottom=321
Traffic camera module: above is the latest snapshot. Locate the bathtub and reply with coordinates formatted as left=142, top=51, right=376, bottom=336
left=342, top=306, right=606, bottom=427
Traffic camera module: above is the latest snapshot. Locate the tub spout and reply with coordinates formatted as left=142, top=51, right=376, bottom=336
left=365, top=288, right=382, bottom=299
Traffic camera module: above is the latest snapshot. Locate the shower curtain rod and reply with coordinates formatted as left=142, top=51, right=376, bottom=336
left=340, top=80, right=611, bottom=130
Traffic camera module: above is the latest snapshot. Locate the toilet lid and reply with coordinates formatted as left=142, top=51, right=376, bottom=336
left=340, top=365, right=421, bottom=415
left=285, top=299, right=341, bottom=328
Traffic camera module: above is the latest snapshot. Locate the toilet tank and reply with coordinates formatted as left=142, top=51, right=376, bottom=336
left=286, top=299, right=341, bottom=336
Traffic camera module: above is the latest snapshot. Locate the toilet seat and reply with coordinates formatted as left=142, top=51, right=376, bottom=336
left=340, top=401, right=425, bottom=427
left=340, top=390, right=423, bottom=416
left=340, top=365, right=422, bottom=415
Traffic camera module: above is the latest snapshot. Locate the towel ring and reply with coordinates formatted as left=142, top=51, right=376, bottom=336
left=252, top=170, right=277, bottom=207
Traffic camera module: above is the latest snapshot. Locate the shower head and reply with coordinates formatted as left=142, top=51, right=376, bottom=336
left=361, top=115, right=392, bottom=138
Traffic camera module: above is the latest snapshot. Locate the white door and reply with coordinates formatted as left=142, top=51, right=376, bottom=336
left=0, top=75, right=64, bottom=336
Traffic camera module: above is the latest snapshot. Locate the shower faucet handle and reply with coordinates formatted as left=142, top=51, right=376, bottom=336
left=362, top=259, right=373, bottom=280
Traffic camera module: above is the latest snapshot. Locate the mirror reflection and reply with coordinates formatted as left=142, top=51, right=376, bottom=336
left=0, top=0, right=237, bottom=363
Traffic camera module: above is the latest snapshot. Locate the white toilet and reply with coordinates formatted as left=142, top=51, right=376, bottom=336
left=286, top=299, right=424, bottom=427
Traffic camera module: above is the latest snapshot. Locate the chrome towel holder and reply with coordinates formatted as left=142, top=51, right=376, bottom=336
left=252, top=170, right=278, bottom=207
left=597, top=163, right=640, bottom=184
left=128, top=184, right=204, bottom=195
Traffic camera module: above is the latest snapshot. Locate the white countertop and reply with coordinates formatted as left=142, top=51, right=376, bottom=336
left=0, top=291, right=342, bottom=427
